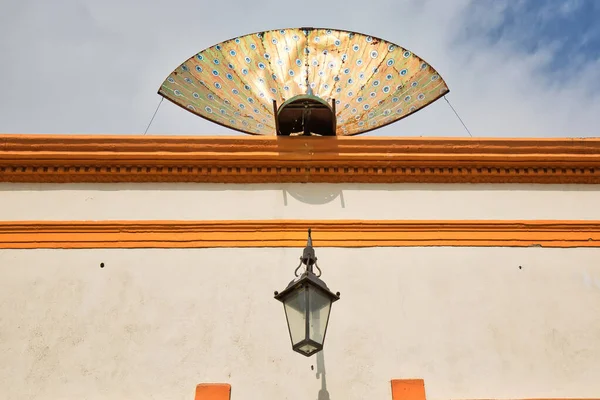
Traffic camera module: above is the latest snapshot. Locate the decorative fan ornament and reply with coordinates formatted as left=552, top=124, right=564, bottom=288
left=159, top=28, right=449, bottom=136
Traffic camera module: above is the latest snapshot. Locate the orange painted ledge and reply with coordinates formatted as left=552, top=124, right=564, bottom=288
left=195, top=384, right=231, bottom=400
left=391, top=379, right=426, bottom=400
left=192, top=381, right=423, bottom=400
left=194, top=380, right=599, bottom=400
left=2, top=134, right=600, bottom=183
left=1, top=220, right=600, bottom=249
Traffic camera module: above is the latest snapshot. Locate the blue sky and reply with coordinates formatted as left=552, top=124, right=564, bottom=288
left=0, top=0, right=598, bottom=137
left=488, top=1, right=599, bottom=59
left=467, top=1, right=600, bottom=76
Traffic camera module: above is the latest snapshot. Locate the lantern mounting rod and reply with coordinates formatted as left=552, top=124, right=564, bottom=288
left=295, top=228, right=322, bottom=277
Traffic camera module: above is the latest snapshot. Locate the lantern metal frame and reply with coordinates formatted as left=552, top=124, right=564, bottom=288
left=274, top=228, right=340, bottom=357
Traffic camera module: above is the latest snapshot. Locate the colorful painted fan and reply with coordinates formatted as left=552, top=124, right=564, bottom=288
left=159, top=27, right=449, bottom=136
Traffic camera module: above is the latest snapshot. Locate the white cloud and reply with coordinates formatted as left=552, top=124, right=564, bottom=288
left=0, top=0, right=598, bottom=137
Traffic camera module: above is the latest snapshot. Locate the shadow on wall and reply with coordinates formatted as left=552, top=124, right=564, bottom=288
left=283, top=185, right=345, bottom=207
left=316, top=350, right=331, bottom=400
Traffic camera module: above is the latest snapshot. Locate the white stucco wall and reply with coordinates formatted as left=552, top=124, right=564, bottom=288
left=1, top=182, right=600, bottom=400
left=0, top=183, right=599, bottom=221
left=1, top=247, right=600, bottom=400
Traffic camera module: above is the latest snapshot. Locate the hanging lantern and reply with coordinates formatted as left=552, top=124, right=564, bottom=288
left=274, top=229, right=340, bottom=357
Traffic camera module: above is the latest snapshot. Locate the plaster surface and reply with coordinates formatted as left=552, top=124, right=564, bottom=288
left=1, top=247, right=600, bottom=400
left=1, top=183, right=600, bottom=221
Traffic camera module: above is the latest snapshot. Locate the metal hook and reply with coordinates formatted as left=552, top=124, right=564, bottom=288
left=313, top=261, right=322, bottom=278
left=294, top=258, right=304, bottom=277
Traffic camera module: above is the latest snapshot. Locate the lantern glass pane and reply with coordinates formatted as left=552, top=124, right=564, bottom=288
left=283, top=286, right=307, bottom=346
left=308, top=288, right=332, bottom=345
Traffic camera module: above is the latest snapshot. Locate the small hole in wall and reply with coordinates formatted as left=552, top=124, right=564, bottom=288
left=518, top=265, right=522, bottom=270
left=100, top=263, right=105, bottom=268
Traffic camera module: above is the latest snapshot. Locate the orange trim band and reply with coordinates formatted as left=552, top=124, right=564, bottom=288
left=391, top=379, right=426, bottom=400
left=194, top=384, right=230, bottom=400
left=1, top=220, right=600, bottom=249
left=1, top=135, right=600, bottom=183
left=190, top=380, right=598, bottom=400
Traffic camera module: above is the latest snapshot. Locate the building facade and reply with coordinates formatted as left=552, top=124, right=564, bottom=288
left=1, top=134, right=600, bottom=400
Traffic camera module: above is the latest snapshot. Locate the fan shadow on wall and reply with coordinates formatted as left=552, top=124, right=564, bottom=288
left=283, top=185, right=345, bottom=207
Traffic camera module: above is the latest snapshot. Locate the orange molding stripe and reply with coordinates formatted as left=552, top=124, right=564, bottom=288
left=194, top=384, right=230, bottom=400
left=2, top=135, right=600, bottom=183
left=192, top=380, right=598, bottom=400
left=1, top=220, right=600, bottom=249
left=391, top=379, right=426, bottom=400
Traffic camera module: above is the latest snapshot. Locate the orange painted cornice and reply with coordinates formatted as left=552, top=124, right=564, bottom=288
left=2, top=220, right=600, bottom=249
left=1, top=134, right=600, bottom=183
left=193, top=380, right=599, bottom=400
left=192, top=380, right=424, bottom=400
left=195, top=384, right=231, bottom=400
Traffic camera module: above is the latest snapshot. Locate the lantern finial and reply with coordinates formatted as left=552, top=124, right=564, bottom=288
left=301, top=228, right=316, bottom=268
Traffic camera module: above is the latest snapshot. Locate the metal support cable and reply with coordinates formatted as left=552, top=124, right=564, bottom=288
left=143, top=97, right=164, bottom=135
left=444, top=95, right=472, bottom=137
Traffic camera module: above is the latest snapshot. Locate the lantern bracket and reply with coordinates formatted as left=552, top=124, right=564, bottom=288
left=294, top=228, right=322, bottom=277
left=276, top=229, right=338, bottom=301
